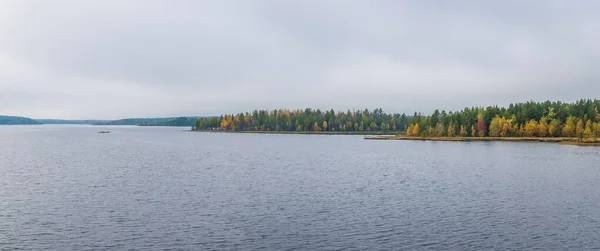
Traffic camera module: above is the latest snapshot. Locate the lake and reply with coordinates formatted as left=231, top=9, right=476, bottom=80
left=1, top=125, right=599, bottom=250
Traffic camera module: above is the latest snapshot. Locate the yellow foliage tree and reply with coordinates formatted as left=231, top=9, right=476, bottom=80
left=489, top=116, right=501, bottom=137
left=487, top=116, right=512, bottom=137
left=524, top=119, right=538, bottom=137
left=459, top=125, right=467, bottom=137
left=537, top=117, right=549, bottom=137
left=447, top=122, right=455, bottom=137
left=562, top=116, right=577, bottom=137
left=434, top=123, right=445, bottom=137
left=406, top=123, right=421, bottom=136
left=583, top=120, right=593, bottom=139
left=471, top=125, right=477, bottom=137
left=220, top=115, right=233, bottom=130
left=576, top=119, right=584, bottom=139
left=500, top=117, right=512, bottom=137
left=406, top=124, right=414, bottom=136
left=313, top=122, right=321, bottom=132
left=322, top=121, right=328, bottom=132
left=548, top=118, right=561, bottom=137
left=513, top=124, right=520, bottom=137
left=594, top=122, right=600, bottom=138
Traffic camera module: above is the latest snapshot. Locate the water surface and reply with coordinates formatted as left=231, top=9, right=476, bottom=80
left=1, top=125, right=599, bottom=250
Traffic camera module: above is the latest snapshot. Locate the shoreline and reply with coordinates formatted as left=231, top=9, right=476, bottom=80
left=190, top=130, right=395, bottom=136
left=364, top=136, right=600, bottom=146
left=189, top=130, right=600, bottom=146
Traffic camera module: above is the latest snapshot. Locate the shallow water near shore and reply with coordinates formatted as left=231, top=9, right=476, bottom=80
left=1, top=125, right=599, bottom=250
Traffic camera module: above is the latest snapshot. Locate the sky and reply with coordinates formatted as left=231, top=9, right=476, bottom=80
left=1, top=0, right=599, bottom=119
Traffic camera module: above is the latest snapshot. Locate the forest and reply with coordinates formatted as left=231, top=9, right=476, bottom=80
left=194, top=99, right=600, bottom=140
left=405, top=99, right=600, bottom=140
left=193, top=108, right=411, bottom=133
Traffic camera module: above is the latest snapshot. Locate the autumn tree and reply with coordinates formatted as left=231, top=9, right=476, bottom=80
left=500, top=117, right=512, bottom=137
left=576, top=119, right=584, bottom=139
left=583, top=120, right=593, bottom=139
left=512, top=124, right=520, bottom=137
left=405, top=124, right=414, bottom=136
left=459, top=125, right=467, bottom=137
left=194, top=99, right=600, bottom=137
left=313, top=122, right=321, bottom=132
left=489, top=116, right=501, bottom=137
left=322, top=121, right=328, bottom=132
left=489, top=116, right=512, bottom=137
left=406, top=123, right=420, bottom=136
left=524, top=119, right=538, bottom=137
left=447, top=122, right=456, bottom=137
left=518, top=124, right=526, bottom=137
left=434, top=123, right=445, bottom=137
left=537, top=117, right=549, bottom=137
left=477, top=114, right=486, bottom=137
left=562, top=116, right=577, bottom=137
left=548, top=118, right=561, bottom=137
left=220, top=115, right=233, bottom=130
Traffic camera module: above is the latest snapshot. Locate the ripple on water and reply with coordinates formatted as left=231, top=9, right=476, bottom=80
left=1, top=126, right=600, bottom=250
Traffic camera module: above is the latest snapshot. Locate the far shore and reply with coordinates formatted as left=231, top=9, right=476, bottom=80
left=364, top=135, right=600, bottom=146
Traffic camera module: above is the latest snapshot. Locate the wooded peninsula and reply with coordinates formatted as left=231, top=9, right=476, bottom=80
left=193, top=99, right=600, bottom=143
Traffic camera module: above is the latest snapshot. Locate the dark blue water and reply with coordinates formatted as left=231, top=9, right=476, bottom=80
left=1, top=125, right=599, bottom=250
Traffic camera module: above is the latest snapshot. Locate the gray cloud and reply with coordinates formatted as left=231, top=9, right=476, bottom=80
left=1, top=0, right=599, bottom=119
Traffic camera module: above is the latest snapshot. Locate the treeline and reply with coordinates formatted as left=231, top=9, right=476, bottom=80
left=140, top=117, right=198, bottom=127
left=405, top=99, right=600, bottom=140
left=95, top=117, right=176, bottom=126
left=193, top=99, right=600, bottom=139
left=194, top=108, right=411, bottom=133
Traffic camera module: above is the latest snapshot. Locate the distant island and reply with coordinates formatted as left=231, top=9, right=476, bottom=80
left=192, top=99, right=600, bottom=143
left=0, top=115, right=41, bottom=125
left=94, top=117, right=177, bottom=126
left=97, top=117, right=199, bottom=127
left=139, top=117, right=199, bottom=127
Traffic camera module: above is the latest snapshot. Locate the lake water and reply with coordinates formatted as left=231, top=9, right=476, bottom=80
left=1, top=125, right=599, bottom=250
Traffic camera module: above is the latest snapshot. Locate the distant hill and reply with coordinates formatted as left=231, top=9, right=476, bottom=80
left=0, top=115, right=41, bottom=125
left=94, top=117, right=178, bottom=126
left=36, top=119, right=109, bottom=125
left=139, top=117, right=199, bottom=127
left=0, top=116, right=199, bottom=126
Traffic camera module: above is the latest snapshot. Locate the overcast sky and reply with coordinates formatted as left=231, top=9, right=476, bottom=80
left=1, top=1, right=599, bottom=119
